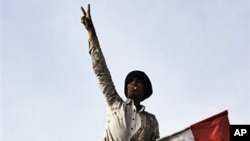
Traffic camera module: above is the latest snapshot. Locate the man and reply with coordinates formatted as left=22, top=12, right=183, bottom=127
left=80, top=4, right=160, bottom=141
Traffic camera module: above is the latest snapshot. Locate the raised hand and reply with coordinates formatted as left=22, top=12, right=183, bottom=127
left=81, top=4, right=96, bottom=36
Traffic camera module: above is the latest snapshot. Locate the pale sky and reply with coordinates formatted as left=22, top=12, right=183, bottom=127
left=2, top=0, right=250, bottom=140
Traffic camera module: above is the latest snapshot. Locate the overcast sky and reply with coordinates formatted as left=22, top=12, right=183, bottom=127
left=2, top=0, right=250, bottom=140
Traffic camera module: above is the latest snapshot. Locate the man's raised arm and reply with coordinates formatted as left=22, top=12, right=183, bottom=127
left=80, top=4, right=122, bottom=106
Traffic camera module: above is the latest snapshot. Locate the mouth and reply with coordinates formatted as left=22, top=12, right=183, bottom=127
left=132, top=86, right=137, bottom=92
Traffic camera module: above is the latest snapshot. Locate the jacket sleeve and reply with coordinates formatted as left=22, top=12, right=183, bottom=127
left=153, top=119, right=160, bottom=140
left=88, top=36, right=123, bottom=106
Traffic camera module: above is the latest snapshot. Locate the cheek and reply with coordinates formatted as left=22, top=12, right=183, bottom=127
left=139, top=83, right=145, bottom=90
left=136, top=85, right=144, bottom=95
left=127, top=84, right=131, bottom=90
left=127, top=84, right=133, bottom=93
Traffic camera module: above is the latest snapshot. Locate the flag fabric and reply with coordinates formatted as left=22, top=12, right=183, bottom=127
left=157, top=110, right=230, bottom=141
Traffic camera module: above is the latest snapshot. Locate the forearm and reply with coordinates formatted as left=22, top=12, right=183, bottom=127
left=89, top=36, right=108, bottom=77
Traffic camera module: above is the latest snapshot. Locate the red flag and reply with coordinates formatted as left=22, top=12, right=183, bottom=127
left=191, top=110, right=230, bottom=141
left=157, top=110, right=230, bottom=141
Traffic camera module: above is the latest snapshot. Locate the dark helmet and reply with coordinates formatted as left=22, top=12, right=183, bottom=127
left=124, top=70, right=153, bottom=101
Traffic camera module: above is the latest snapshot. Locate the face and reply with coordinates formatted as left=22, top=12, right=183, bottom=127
left=127, top=77, right=145, bottom=101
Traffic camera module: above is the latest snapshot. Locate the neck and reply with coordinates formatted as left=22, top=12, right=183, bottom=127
left=133, top=100, right=141, bottom=111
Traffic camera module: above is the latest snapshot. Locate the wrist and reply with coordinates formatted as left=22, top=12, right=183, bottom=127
left=88, top=29, right=96, bottom=38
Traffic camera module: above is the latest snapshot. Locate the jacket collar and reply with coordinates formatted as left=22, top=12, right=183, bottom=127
left=125, top=99, right=145, bottom=112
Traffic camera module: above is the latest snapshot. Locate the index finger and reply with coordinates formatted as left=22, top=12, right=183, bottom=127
left=81, top=6, right=87, bottom=15
left=87, top=4, right=91, bottom=14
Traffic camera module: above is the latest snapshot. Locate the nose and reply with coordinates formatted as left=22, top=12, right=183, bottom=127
left=130, top=80, right=136, bottom=87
